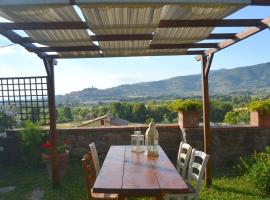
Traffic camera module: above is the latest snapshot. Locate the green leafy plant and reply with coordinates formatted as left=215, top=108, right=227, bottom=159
left=0, top=105, right=18, bottom=133
left=224, top=110, right=250, bottom=125
left=19, top=121, right=46, bottom=166
left=169, top=99, right=202, bottom=113
left=236, top=146, right=270, bottom=194
left=247, top=99, right=270, bottom=115
left=42, top=139, right=70, bottom=154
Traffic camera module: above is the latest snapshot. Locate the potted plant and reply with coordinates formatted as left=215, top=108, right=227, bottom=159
left=20, top=121, right=45, bottom=166
left=169, top=99, right=202, bottom=128
left=42, top=139, right=70, bottom=180
left=248, top=99, right=270, bottom=127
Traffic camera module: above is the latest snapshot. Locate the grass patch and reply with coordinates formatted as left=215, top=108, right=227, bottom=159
left=0, top=160, right=86, bottom=200
left=0, top=161, right=269, bottom=200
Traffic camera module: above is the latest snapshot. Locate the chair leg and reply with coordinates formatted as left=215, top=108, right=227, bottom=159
left=118, top=194, right=126, bottom=200
left=156, top=194, right=163, bottom=200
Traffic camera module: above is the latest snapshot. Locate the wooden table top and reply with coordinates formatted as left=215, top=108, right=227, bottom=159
left=93, top=145, right=189, bottom=196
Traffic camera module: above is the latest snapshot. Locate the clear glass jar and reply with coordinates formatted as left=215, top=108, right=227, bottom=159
left=131, top=131, right=145, bottom=153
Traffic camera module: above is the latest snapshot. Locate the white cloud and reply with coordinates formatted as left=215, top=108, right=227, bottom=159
left=0, top=65, right=19, bottom=76
left=0, top=46, right=15, bottom=55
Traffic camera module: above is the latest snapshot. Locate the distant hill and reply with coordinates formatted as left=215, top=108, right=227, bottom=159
left=56, top=62, right=270, bottom=104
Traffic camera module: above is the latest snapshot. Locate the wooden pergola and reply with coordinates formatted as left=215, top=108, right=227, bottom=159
left=0, top=0, right=269, bottom=188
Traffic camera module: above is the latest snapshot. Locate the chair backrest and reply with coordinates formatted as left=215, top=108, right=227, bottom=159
left=187, top=149, right=210, bottom=200
left=177, top=141, right=193, bottom=178
left=89, top=142, right=100, bottom=175
left=81, top=152, right=97, bottom=200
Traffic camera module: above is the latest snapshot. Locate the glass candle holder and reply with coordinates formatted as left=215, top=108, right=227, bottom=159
left=131, top=130, right=144, bottom=153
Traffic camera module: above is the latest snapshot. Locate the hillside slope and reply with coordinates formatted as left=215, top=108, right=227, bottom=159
left=57, top=62, right=270, bottom=103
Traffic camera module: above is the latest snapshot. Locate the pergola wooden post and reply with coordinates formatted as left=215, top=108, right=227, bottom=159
left=201, top=54, right=214, bottom=187
left=43, top=58, right=59, bottom=187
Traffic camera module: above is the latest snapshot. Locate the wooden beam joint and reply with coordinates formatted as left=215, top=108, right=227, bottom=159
left=251, top=0, right=270, bottom=6
left=196, top=16, right=270, bottom=60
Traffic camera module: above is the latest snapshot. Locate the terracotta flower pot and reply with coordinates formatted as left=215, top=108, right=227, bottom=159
left=250, top=111, right=270, bottom=127
left=178, top=111, right=199, bottom=128
left=42, top=151, right=69, bottom=180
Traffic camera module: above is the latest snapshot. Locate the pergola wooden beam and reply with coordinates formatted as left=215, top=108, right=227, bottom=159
left=32, top=46, right=100, bottom=52
left=91, top=34, right=153, bottom=41
left=20, top=33, right=236, bottom=43
left=206, top=33, right=237, bottom=39
left=0, top=22, right=87, bottom=30
left=149, top=43, right=218, bottom=49
left=196, top=16, right=270, bottom=60
left=251, top=0, right=270, bottom=6
left=48, top=50, right=205, bottom=59
left=0, top=19, right=264, bottom=31
left=0, top=30, right=54, bottom=59
left=158, top=19, right=263, bottom=28
left=31, top=43, right=216, bottom=52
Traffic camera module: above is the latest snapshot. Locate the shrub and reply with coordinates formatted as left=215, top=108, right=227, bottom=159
left=224, top=110, right=250, bottom=125
left=169, top=99, right=202, bottom=113
left=0, top=105, right=18, bottom=132
left=19, top=121, right=47, bottom=166
left=247, top=99, right=270, bottom=115
left=237, top=146, right=270, bottom=194
left=249, top=160, right=270, bottom=194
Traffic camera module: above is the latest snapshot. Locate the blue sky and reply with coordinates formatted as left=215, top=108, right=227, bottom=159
left=0, top=5, right=269, bottom=95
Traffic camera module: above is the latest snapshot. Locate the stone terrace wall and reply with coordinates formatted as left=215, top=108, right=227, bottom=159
left=57, top=125, right=182, bottom=165
left=1, top=125, right=270, bottom=169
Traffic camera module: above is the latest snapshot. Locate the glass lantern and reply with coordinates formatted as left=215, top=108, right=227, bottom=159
left=131, top=130, right=145, bottom=153
left=145, top=121, right=159, bottom=156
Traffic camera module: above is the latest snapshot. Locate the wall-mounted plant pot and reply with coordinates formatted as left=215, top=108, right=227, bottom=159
left=42, top=150, right=69, bottom=180
left=250, top=111, right=270, bottom=127
left=178, top=111, right=199, bottom=128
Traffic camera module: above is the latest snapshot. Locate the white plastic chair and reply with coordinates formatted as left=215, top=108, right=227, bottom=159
left=165, top=149, right=209, bottom=200
left=177, top=141, right=193, bottom=179
left=89, top=142, right=100, bottom=176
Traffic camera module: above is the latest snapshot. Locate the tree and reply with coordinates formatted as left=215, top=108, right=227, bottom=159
left=210, top=100, right=233, bottom=122
left=132, top=103, right=147, bottom=123
left=224, top=110, right=249, bottom=125
left=63, top=107, right=73, bottom=122
left=109, top=102, right=125, bottom=118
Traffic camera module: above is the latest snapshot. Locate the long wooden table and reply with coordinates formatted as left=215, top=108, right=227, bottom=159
left=93, top=145, right=190, bottom=198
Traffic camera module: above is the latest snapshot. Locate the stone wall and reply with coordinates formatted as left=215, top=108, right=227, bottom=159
left=1, top=125, right=270, bottom=169
left=57, top=125, right=182, bottom=165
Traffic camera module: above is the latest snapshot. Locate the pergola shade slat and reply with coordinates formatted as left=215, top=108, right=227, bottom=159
left=0, top=6, right=94, bottom=47
left=0, top=1, right=267, bottom=59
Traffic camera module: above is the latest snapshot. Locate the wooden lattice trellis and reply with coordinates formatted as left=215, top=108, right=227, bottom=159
left=0, top=76, right=49, bottom=124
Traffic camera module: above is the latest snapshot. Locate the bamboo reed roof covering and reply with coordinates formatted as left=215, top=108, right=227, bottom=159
left=0, top=0, right=269, bottom=59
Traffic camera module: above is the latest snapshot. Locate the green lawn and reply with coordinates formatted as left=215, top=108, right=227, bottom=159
left=0, top=161, right=269, bottom=200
